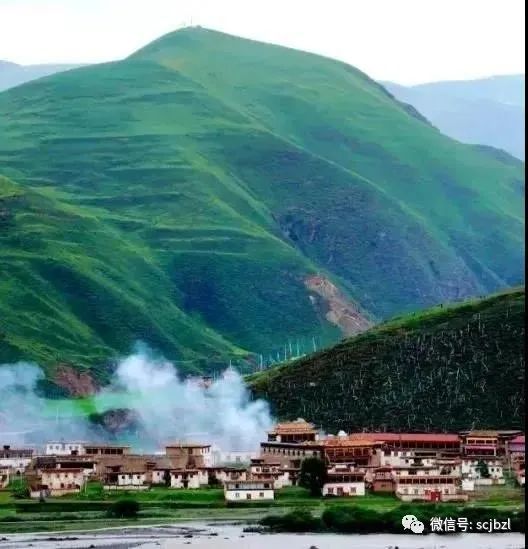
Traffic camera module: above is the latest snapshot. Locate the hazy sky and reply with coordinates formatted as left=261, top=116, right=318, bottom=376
left=0, top=0, right=524, bottom=84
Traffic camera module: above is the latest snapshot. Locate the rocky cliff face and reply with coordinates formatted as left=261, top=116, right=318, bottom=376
left=305, top=275, right=373, bottom=336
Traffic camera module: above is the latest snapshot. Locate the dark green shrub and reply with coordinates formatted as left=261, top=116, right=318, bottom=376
left=107, top=499, right=140, bottom=518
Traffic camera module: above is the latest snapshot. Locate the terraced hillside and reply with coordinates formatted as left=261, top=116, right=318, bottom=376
left=0, top=27, right=524, bottom=379
left=249, top=288, right=525, bottom=432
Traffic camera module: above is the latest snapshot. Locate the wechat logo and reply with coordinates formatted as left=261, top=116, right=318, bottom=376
left=402, top=514, right=425, bottom=534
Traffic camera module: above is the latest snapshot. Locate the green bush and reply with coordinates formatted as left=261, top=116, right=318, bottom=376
left=107, top=499, right=140, bottom=519
left=261, top=509, right=323, bottom=532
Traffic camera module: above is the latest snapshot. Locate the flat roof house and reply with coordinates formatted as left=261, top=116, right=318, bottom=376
left=165, top=443, right=212, bottom=468
left=323, top=466, right=366, bottom=497
left=224, top=479, right=274, bottom=502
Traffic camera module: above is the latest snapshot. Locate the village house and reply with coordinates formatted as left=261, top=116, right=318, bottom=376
left=323, top=465, right=366, bottom=497
left=45, top=442, right=86, bottom=456
left=248, top=458, right=293, bottom=489
left=200, top=466, right=247, bottom=485
left=461, top=456, right=505, bottom=486
left=0, top=445, right=34, bottom=474
left=224, top=479, right=274, bottom=501
left=36, top=467, right=85, bottom=497
left=103, top=463, right=149, bottom=490
left=170, top=469, right=206, bottom=489
left=394, top=474, right=466, bottom=502
left=165, top=443, right=213, bottom=468
left=371, top=467, right=394, bottom=493
left=31, top=456, right=97, bottom=483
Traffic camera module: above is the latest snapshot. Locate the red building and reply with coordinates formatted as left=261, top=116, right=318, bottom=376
left=462, top=430, right=498, bottom=457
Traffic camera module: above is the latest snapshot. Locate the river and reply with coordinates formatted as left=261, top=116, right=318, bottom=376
left=0, top=523, right=524, bottom=549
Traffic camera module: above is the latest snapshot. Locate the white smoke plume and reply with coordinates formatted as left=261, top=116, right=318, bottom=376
left=0, top=344, right=273, bottom=452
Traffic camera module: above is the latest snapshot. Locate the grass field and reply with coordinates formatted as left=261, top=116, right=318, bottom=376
left=0, top=483, right=523, bottom=534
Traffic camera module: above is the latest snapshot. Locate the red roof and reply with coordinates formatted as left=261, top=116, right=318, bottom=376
left=348, top=433, right=460, bottom=443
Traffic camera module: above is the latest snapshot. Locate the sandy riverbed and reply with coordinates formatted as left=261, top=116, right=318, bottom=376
left=0, top=523, right=524, bottom=549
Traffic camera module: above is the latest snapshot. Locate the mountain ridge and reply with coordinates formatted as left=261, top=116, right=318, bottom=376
left=0, top=27, right=524, bottom=381
left=383, top=74, right=525, bottom=159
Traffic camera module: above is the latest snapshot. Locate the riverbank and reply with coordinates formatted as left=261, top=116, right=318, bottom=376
left=0, top=522, right=525, bottom=549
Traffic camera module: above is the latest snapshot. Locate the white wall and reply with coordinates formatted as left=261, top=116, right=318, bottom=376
left=45, top=443, right=85, bottom=456
left=170, top=472, right=202, bottom=489
left=395, top=483, right=457, bottom=497
left=225, top=489, right=274, bottom=501
left=323, top=481, right=365, bottom=496
left=0, top=457, right=32, bottom=473
left=41, top=471, right=84, bottom=490
left=461, top=459, right=503, bottom=480
left=117, top=473, right=146, bottom=486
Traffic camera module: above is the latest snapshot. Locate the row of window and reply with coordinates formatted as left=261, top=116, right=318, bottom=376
left=233, top=492, right=266, bottom=499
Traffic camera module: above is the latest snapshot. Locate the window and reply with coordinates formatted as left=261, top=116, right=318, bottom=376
left=246, top=493, right=252, bottom=500
left=259, top=492, right=264, bottom=497
left=235, top=492, right=240, bottom=498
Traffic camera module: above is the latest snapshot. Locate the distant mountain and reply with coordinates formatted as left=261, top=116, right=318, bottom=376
left=250, top=288, right=525, bottom=432
left=0, top=60, right=83, bottom=91
left=383, top=75, right=525, bottom=160
left=0, top=28, right=524, bottom=382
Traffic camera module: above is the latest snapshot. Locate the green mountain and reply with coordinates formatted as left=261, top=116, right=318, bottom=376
left=0, top=27, right=524, bottom=380
left=249, top=288, right=525, bottom=432
left=384, top=75, right=525, bottom=160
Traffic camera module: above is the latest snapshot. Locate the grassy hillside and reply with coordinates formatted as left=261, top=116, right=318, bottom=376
left=0, top=27, right=524, bottom=377
left=249, top=288, right=525, bottom=432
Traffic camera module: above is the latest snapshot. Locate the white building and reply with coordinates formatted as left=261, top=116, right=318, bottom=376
left=212, top=448, right=257, bottom=466
left=461, top=458, right=505, bottom=485
left=115, top=471, right=148, bottom=487
left=323, top=467, right=365, bottom=497
left=381, top=450, right=436, bottom=468
left=170, top=469, right=206, bottom=489
left=39, top=468, right=85, bottom=496
left=224, top=480, right=274, bottom=501
left=394, top=475, right=466, bottom=502
left=45, top=442, right=85, bottom=456
left=0, top=446, right=34, bottom=474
